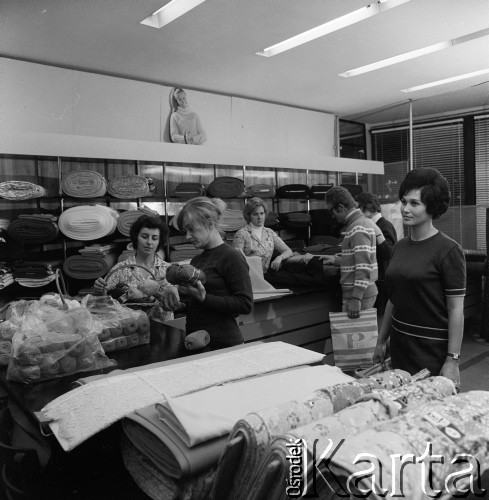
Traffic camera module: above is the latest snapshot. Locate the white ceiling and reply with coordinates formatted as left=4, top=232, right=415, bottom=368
left=2, top=0, right=489, bottom=125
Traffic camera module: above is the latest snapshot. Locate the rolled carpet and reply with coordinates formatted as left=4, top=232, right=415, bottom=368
left=107, top=174, right=152, bottom=199
left=63, top=252, right=118, bottom=279
left=117, top=207, right=159, bottom=237
left=7, top=215, right=59, bottom=243
left=61, top=170, right=107, bottom=198
left=0, top=181, right=47, bottom=200
left=58, top=205, right=118, bottom=240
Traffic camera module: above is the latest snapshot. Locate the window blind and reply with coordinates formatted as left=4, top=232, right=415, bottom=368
left=475, top=115, right=489, bottom=250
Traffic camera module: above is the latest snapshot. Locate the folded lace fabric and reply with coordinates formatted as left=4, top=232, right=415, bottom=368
left=58, top=205, right=118, bottom=240
left=63, top=253, right=118, bottom=279
left=0, top=181, right=47, bottom=200
left=107, top=174, right=153, bottom=199
left=7, top=215, right=59, bottom=243
left=61, top=170, right=107, bottom=198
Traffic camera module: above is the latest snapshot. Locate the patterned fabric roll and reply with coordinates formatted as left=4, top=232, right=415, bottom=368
left=62, top=170, right=107, bottom=198
left=207, top=177, right=245, bottom=198
left=328, top=390, right=489, bottom=500
left=0, top=181, right=47, bottom=200
left=63, top=253, right=118, bottom=279
left=117, top=207, right=159, bottom=236
left=166, top=264, right=206, bottom=286
left=107, top=174, right=152, bottom=199
left=7, top=215, right=59, bottom=243
left=58, top=205, right=118, bottom=240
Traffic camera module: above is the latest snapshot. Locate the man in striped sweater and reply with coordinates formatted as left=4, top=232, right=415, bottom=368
left=323, top=186, right=378, bottom=319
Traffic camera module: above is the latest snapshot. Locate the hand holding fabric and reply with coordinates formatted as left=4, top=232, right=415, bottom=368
left=440, top=358, right=461, bottom=391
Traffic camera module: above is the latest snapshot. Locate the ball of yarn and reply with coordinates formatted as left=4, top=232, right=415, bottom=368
left=16, top=345, right=42, bottom=366
left=166, top=264, right=206, bottom=286
left=184, top=330, right=210, bottom=350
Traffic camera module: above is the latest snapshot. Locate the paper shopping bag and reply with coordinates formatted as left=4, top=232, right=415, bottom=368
left=329, top=308, right=378, bottom=371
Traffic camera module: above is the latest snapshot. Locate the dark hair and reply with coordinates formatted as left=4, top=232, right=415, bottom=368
left=398, top=167, right=451, bottom=220
left=324, top=186, right=356, bottom=210
left=130, top=215, right=168, bottom=251
left=243, top=197, right=267, bottom=223
left=355, top=192, right=381, bottom=213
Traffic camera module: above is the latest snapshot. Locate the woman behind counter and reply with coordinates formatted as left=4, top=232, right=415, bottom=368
left=93, top=215, right=178, bottom=323
left=232, top=197, right=293, bottom=273
left=373, top=167, right=466, bottom=388
left=176, top=197, right=253, bottom=350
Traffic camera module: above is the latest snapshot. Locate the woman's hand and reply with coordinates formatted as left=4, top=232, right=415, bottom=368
left=93, top=277, right=107, bottom=295
left=159, top=285, right=181, bottom=310
left=270, top=256, right=283, bottom=272
left=346, top=298, right=361, bottom=319
left=183, top=281, right=206, bottom=302
left=184, top=131, right=194, bottom=145
left=440, top=358, right=461, bottom=391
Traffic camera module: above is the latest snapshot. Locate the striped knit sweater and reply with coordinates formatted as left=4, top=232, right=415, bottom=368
left=334, top=209, right=378, bottom=300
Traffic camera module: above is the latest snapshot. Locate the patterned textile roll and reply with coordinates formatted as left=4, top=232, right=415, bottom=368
left=207, top=177, right=245, bottom=198
left=62, top=170, right=107, bottom=198
left=166, top=264, right=206, bottom=286
left=0, top=181, right=47, bottom=200
left=63, top=253, right=118, bottom=279
left=7, top=215, right=59, bottom=243
left=0, top=340, right=12, bottom=366
left=117, top=207, right=159, bottom=236
left=327, top=390, right=489, bottom=500
left=107, top=174, right=152, bottom=199
left=58, top=205, right=118, bottom=240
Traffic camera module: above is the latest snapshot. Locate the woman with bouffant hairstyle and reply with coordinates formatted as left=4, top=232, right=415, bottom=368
left=374, top=168, right=466, bottom=389
left=176, top=197, right=253, bottom=350
left=232, top=197, right=293, bottom=273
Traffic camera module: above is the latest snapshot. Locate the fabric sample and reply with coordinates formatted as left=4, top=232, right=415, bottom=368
left=61, top=170, right=107, bottom=197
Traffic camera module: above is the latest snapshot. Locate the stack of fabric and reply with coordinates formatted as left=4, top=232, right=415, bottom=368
left=61, top=170, right=107, bottom=198
left=7, top=214, right=59, bottom=244
left=220, top=209, right=246, bottom=232
left=0, top=180, right=47, bottom=200
left=117, top=207, right=160, bottom=236
left=63, top=248, right=118, bottom=280
left=13, top=259, right=62, bottom=287
left=58, top=205, right=118, bottom=240
left=122, top=364, right=352, bottom=500
left=107, top=174, right=154, bottom=199
left=169, top=236, right=202, bottom=262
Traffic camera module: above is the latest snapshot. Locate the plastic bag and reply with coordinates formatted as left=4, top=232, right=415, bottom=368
left=6, top=303, right=115, bottom=384
left=82, top=295, right=151, bottom=352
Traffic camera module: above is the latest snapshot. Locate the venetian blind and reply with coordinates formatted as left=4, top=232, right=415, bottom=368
left=475, top=115, right=489, bottom=250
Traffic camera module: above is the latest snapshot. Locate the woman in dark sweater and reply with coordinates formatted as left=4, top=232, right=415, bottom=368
left=176, top=197, right=253, bottom=350
left=373, top=168, right=466, bottom=388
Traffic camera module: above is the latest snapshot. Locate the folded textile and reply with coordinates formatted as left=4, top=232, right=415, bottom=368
left=117, top=207, right=159, bottom=236
left=0, top=274, right=14, bottom=289
left=39, top=342, right=326, bottom=451
left=63, top=253, right=118, bottom=279
left=276, top=184, right=310, bottom=199
left=172, top=183, right=207, bottom=199
left=7, top=216, right=59, bottom=243
left=13, top=259, right=62, bottom=278
left=121, top=435, right=216, bottom=500
left=107, top=174, right=153, bottom=199
left=58, top=205, right=118, bottom=240
left=123, top=406, right=227, bottom=479
left=220, top=209, right=246, bottom=232
left=155, top=365, right=352, bottom=449
left=62, top=170, right=107, bottom=198
left=78, top=243, right=119, bottom=255
left=326, top=390, right=489, bottom=500
left=207, top=177, right=245, bottom=198
left=248, top=184, right=276, bottom=198
left=0, top=181, right=47, bottom=200
left=212, top=369, right=412, bottom=500
left=15, top=275, right=57, bottom=288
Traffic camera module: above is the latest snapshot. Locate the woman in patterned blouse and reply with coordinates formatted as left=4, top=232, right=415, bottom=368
left=232, top=197, right=293, bottom=273
left=93, top=215, right=179, bottom=323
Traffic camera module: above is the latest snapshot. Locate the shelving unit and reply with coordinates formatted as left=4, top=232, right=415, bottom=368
left=0, top=153, right=367, bottom=298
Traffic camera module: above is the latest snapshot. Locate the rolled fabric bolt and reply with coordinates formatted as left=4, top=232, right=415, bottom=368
left=166, top=264, right=206, bottom=286
left=184, top=330, right=210, bottom=350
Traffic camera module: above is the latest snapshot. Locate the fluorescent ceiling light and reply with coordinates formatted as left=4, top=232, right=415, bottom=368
left=256, top=0, right=411, bottom=57
left=340, top=28, right=489, bottom=77
left=141, top=0, right=206, bottom=29
left=401, top=68, right=489, bottom=93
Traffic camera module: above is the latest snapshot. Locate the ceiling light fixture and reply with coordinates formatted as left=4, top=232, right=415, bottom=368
left=400, top=68, right=489, bottom=93
left=256, top=0, right=411, bottom=57
left=340, top=28, right=489, bottom=77
left=141, top=0, right=206, bottom=29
